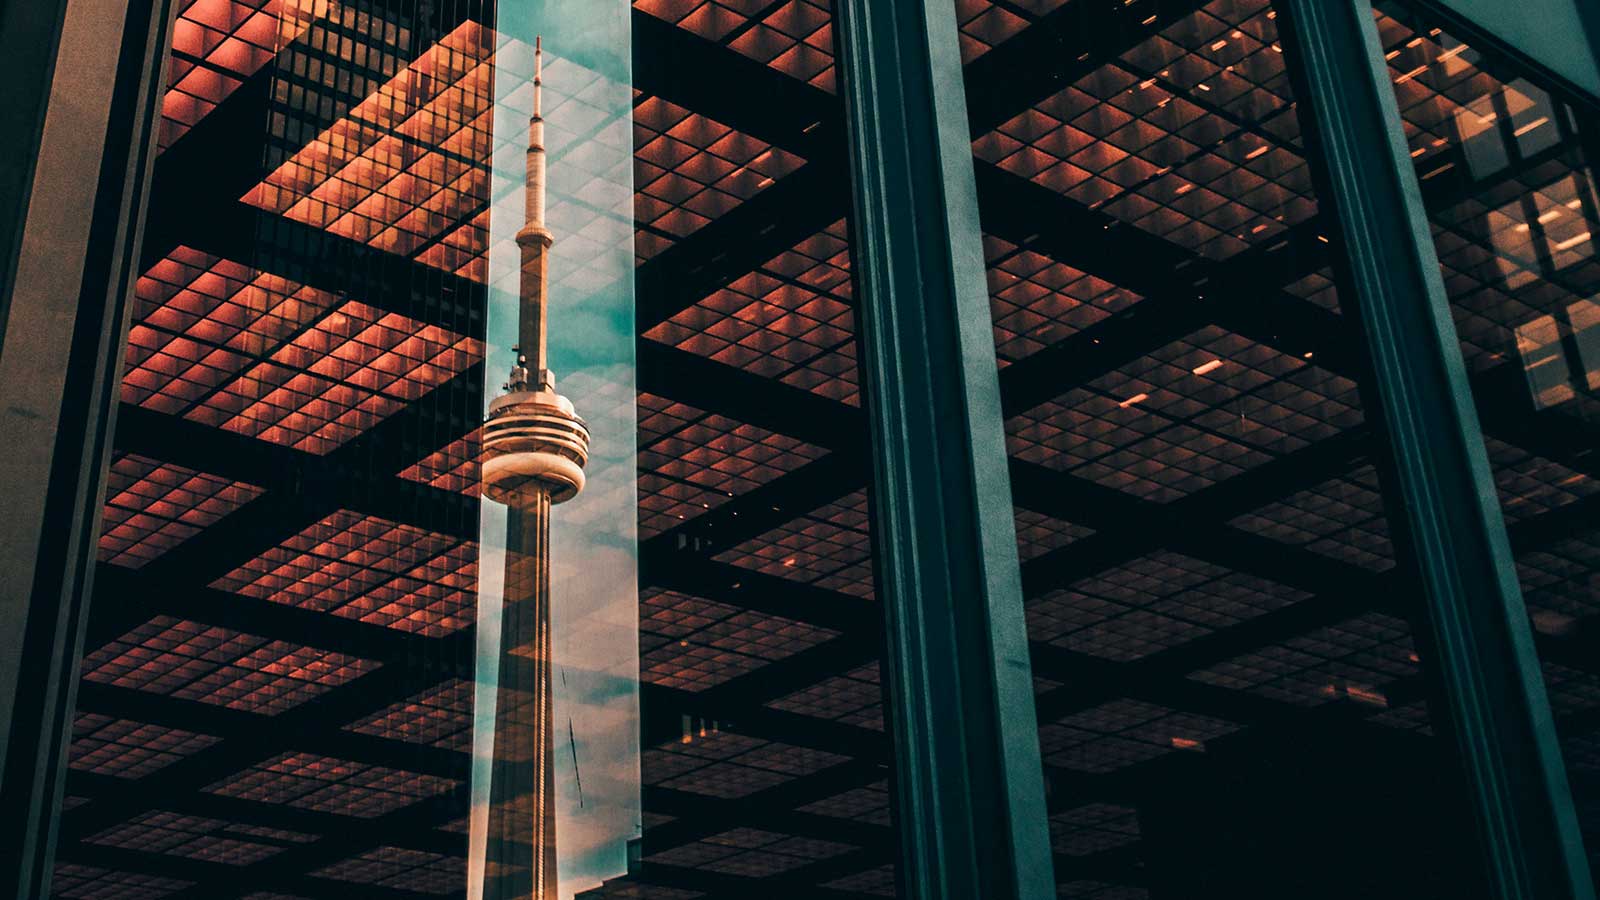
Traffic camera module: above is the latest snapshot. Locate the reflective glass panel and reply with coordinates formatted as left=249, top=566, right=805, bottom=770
left=956, top=1, right=1493, bottom=896
left=1377, top=0, right=1600, bottom=886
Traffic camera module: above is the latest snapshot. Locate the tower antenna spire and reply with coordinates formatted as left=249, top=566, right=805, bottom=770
left=534, top=35, right=543, bottom=120
left=517, top=34, right=553, bottom=382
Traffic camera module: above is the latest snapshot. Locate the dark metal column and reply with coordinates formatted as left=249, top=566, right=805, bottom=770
left=1277, top=3, right=1595, bottom=898
left=0, top=0, right=176, bottom=895
left=831, top=1, right=1054, bottom=898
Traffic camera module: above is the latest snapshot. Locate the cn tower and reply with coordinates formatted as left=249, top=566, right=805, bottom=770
left=481, top=37, right=590, bottom=900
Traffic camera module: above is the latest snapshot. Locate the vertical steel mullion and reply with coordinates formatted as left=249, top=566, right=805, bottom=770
left=831, top=1, right=1053, bottom=899
left=1277, top=3, right=1594, bottom=899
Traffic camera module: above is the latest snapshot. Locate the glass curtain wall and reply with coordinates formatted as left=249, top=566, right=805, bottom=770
left=1373, top=0, right=1600, bottom=887
left=950, top=0, right=1501, bottom=896
left=41, top=0, right=1600, bottom=898
left=49, top=0, right=908, bottom=898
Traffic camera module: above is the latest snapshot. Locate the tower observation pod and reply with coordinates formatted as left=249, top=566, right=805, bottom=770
left=479, top=37, right=588, bottom=900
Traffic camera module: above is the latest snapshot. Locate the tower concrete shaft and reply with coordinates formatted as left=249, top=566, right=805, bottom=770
left=481, top=36, right=588, bottom=900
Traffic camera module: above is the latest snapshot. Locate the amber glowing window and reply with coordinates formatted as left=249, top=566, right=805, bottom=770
left=80, top=616, right=379, bottom=715
left=186, top=300, right=481, bottom=454
left=1189, top=612, right=1419, bottom=707
left=85, top=812, right=287, bottom=866
left=207, top=752, right=458, bottom=817
left=244, top=21, right=496, bottom=281
left=975, top=1, right=1317, bottom=260
left=637, top=393, right=829, bottom=537
left=51, top=863, right=192, bottom=899
left=713, top=489, right=873, bottom=597
left=212, top=511, right=475, bottom=636
left=127, top=249, right=482, bottom=454
left=97, top=455, right=263, bottom=568
left=767, top=663, right=884, bottom=730
left=953, top=0, right=1069, bottom=63
left=124, top=247, right=338, bottom=416
left=1038, top=698, right=1239, bottom=773
left=1427, top=177, right=1600, bottom=373
left=985, top=235, right=1144, bottom=366
left=634, top=94, right=806, bottom=262
left=161, top=0, right=326, bottom=149
left=1027, top=552, right=1309, bottom=661
left=1376, top=11, right=1555, bottom=170
left=645, top=828, right=855, bottom=877
left=1007, top=326, right=1363, bottom=502
left=644, top=222, right=860, bottom=405
left=642, top=730, right=848, bottom=798
left=634, top=0, right=837, bottom=92
left=398, top=428, right=482, bottom=494
left=69, top=715, right=220, bottom=779
left=344, top=679, right=475, bottom=750
left=639, top=588, right=838, bottom=691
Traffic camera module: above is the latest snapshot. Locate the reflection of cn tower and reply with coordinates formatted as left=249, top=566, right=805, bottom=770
left=481, top=38, right=588, bottom=900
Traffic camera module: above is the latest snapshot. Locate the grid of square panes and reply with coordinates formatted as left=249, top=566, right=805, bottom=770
left=1188, top=612, right=1420, bottom=708
left=1028, top=551, right=1310, bottom=661
left=124, top=247, right=338, bottom=415
left=397, top=428, right=482, bottom=494
left=952, top=0, right=1071, bottom=63
left=985, top=234, right=1145, bottom=366
left=645, top=828, right=856, bottom=877
left=713, top=489, right=873, bottom=596
left=1228, top=465, right=1396, bottom=571
left=642, top=729, right=850, bottom=799
left=637, top=393, right=829, bottom=537
left=824, top=864, right=897, bottom=897
left=85, top=811, right=287, bottom=866
left=51, top=863, right=192, bottom=899
left=161, top=0, right=326, bottom=149
left=1050, top=802, right=1142, bottom=857
left=1377, top=6, right=1600, bottom=877
left=644, top=222, right=860, bottom=404
left=797, top=779, right=891, bottom=825
left=211, top=510, right=475, bottom=636
left=639, top=588, right=838, bottom=691
left=246, top=21, right=494, bottom=280
left=69, top=715, right=220, bottom=779
left=205, top=751, right=459, bottom=817
left=98, top=455, right=262, bottom=568
left=315, top=847, right=466, bottom=892
left=633, top=0, right=838, bottom=92
left=343, top=678, right=475, bottom=750
left=766, top=663, right=883, bottom=729
left=1014, top=507, right=1095, bottom=561
left=80, top=617, right=379, bottom=715
left=974, top=1, right=1316, bottom=260
left=633, top=94, right=807, bottom=262
left=1006, top=326, right=1364, bottom=502
left=128, top=250, right=482, bottom=454
left=1038, top=698, right=1240, bottom=773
